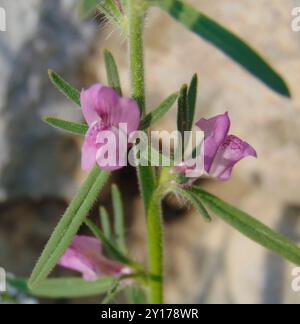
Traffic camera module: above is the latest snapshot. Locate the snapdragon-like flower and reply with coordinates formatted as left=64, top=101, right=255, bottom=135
left=80, top=84, right=140, bottom=171
left=58, top=235, right=131, bottom=281
left=174, top=112, right=257, bottom=184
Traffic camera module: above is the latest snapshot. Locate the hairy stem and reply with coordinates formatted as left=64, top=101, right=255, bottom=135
left=128, top=0, right=146, bottom=116
left=128, top=0, right=163, bottom=303
left=146, top=191, right=163, bottom=304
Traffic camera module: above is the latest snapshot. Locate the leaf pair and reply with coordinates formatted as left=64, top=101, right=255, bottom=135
left=46, top=51, right=178, bottom=136
left=177, top=74, right=198, bottom=136
left=172, top=186, right=211, bottom=223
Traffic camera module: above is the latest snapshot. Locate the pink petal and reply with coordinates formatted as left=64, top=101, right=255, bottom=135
left=173, top=157, right=205, bottom=178
left=58, top=235, right=130, bottom=281
left=113, top=97, right=140, bottom=134
left=81, top=85, right=140, bottom=134
left=80, top=84, right=104, bottom=125
left=196, top=112, right=230, bottom=173
left=209, top=135, right=257, bottom=181
left=80, top=84, right=141, bottom=172
left=59, top=246, right=99, bottom=281
left=94, top=86, right=120, bottom=124
left=95, top=127, right=127, bottom=171
left=58, top=236, right=102, bottom=281
left=70, top=235, right=103, bottom=256
left=81, top=121, right=105, bottom=171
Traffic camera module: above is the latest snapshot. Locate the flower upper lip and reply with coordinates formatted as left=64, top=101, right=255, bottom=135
left=174, top=112, right=257, bottom=183
left=80, top=84, right=140, bottom=172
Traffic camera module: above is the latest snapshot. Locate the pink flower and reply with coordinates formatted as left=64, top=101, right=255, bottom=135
left=58, top=235, right=131, bottom=281
left=174, top=112, right=257, bottom=183
left=80, top=84, right=140, bottom=171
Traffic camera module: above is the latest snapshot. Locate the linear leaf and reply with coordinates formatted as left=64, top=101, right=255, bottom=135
left=104, top=49, right=123, bottom=96
left=126, top=285, right=147, bottom=304
left=101, top=281, right=125, bottom=304
left=31, top=277, right=114, bottom=298
left=7, top=276, right=30, bottom=295
left=48, top=69, right=81, bottom=106
left=84, top=219, right=138, bottom=269
left=112, top=184, right=127, bottom=254
left=174, top=187, right=211, bottom=222
left=100, top=206, right=112, bottom=241
left=191, top=187, right=300, bottom=265
left=155, top=0, right=290, bottom=97
left=187, top=74, right=198, bottom=131
left=43, top=116, right=88, bottom=136
left=177, top=84, right=188, bottom=137
left=140, top=92, right=178, bottom=130
left=28, top=167, right=110, bottom=289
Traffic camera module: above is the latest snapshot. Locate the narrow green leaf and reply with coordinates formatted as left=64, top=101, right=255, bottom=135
left=140, top=92, right=178, bottom=130
left=155, top=0, right=290, bottom=97
left=177, top=84, right=188, bottom=137
left=191, top=187, right=300, bottom=265
left=79, top=0, right=124, bottom=24
left=7, top=276, right=30, bottom=295
left=42, top=116, right=88, bottom=136
left=28, top=167, right=110, bottom=289
left=48, top=69, right=81, bottom=106
left=174, top=187, right=211, bottom=222
left=103, top=0, right=125, bottom=23
left=126, top=286, right=147, bottom=304
left=187, top=74, right=198, bottom=131
left=112, top=184, right=127, bottom=254
left=101, top=280, right=125, bottom=304
left=100, top=206, right=112, bottom=241
left=31, top=277, right=114, bottom=298
left=84, top=219, right=138, bottom=269
left=104, top=49, right=123, bottom=96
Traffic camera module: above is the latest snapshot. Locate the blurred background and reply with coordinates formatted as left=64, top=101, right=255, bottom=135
left=0, top=0, right=300, bottom=304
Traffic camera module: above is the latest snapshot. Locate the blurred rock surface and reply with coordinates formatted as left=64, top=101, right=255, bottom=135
left=0, top=0, right=94, bottom=200
left=0, top=0, right=95, bottom=284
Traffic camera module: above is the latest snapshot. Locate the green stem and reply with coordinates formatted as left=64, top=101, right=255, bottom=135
left=128, top=0, right=146, bottom=116
left=127, top=0, right=163, bottom=303
left=146, top=191, right=163, bottom=304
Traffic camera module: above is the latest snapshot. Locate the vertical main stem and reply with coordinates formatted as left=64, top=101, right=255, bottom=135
left=147, top=194, right=163, bottom=304
left=128, top=0, right=163, bottom=304
left=128, top=0, right=146, bottom=116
